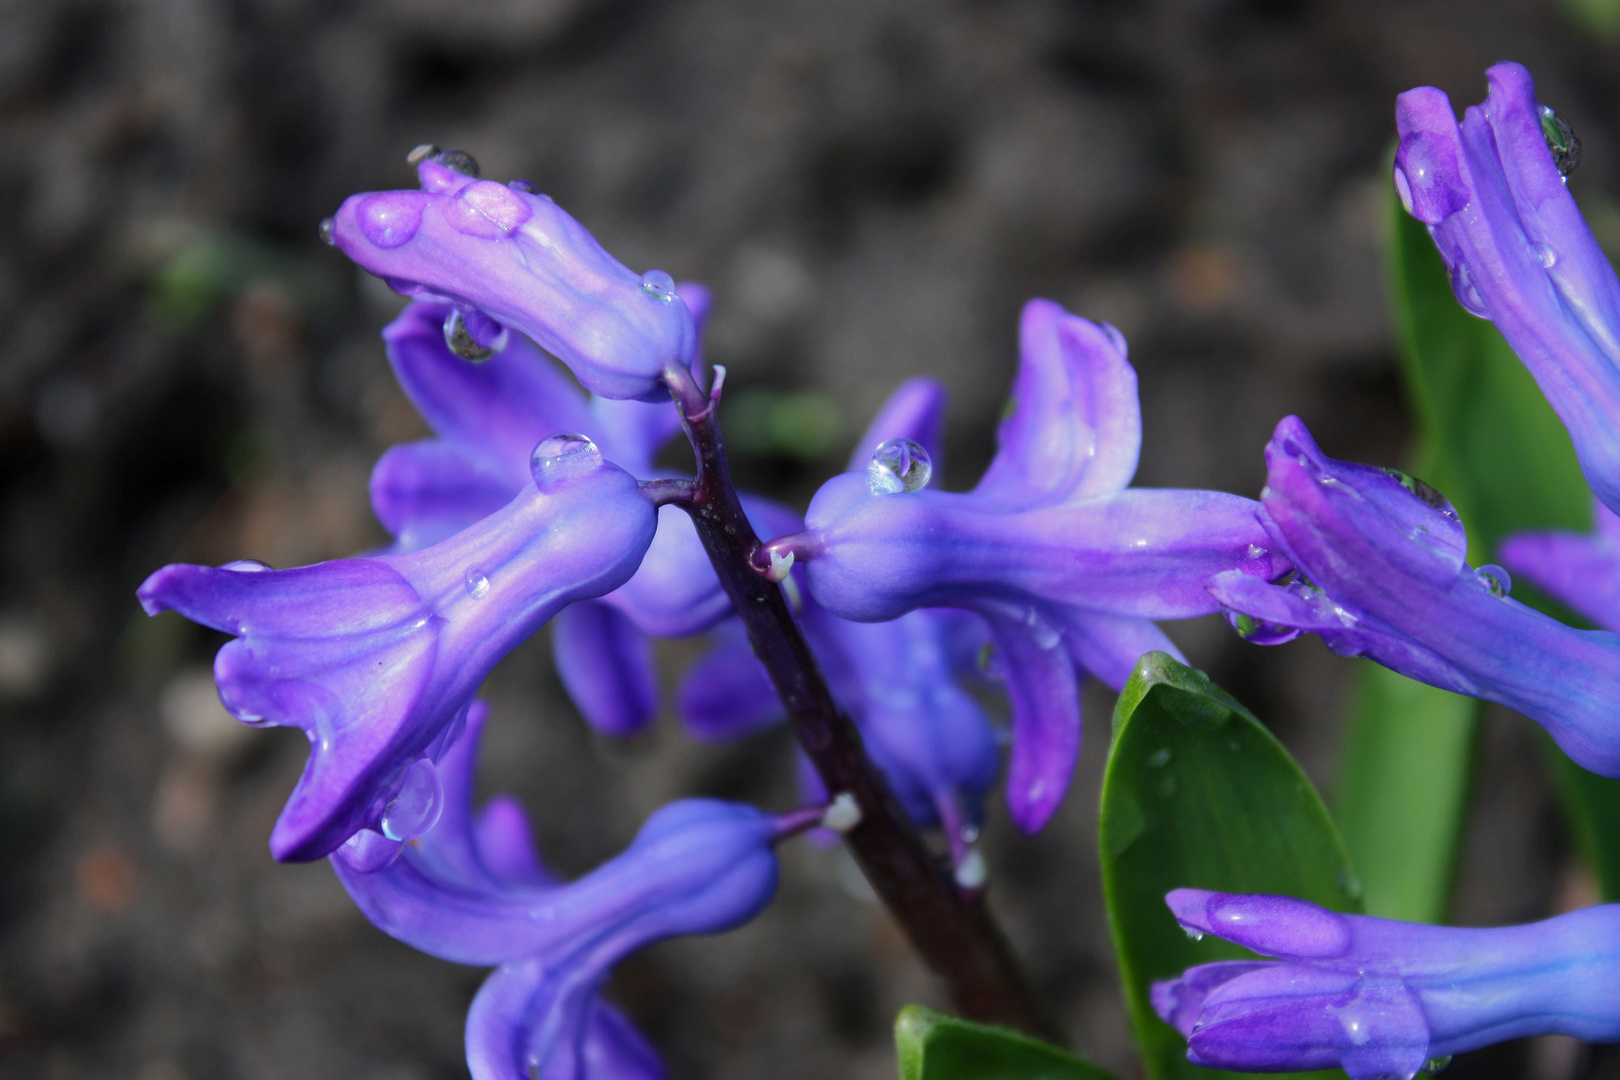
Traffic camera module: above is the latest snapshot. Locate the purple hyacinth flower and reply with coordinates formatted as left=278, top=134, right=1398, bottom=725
left=1210, top=415, right=1620, bottom=777
left=328, top=156, right=696, bottom=402
left=137, top=446, right=657, bottom=861
left=331, top=701, right=781, bottom=1080
left=1152, top=889, right=1620, bottom=1079
left=774, top=299, right=1284, bottom=832
left=368, top=294, right=783, bottom=737
left=1395, top=62, right=1620, bottom=516
left=1500, top=497, right=1620, bottom=632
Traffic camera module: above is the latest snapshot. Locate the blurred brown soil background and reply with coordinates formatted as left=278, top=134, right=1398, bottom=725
left=3, top=1, right=1620, bottom=1078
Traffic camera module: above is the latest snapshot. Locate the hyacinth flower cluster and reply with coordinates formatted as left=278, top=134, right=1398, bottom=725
left=134, top=56, right=1620, bottom=1079
left=1149, top=61, right=1620, bottom=1077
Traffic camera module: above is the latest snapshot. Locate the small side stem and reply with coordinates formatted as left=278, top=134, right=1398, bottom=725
left=666, top=366, right=1054, bottom=1038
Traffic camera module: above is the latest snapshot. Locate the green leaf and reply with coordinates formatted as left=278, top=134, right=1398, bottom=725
left=894, top=1006, right=1120, bottom=1080
left=1376, top=189, right=1620, bottom=903
left=1101, top=652, right=1360, bottom=1080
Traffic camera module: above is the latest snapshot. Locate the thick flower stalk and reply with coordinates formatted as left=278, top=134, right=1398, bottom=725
left=762, top=299, right=1284, bottom=832
left=681, top=377, right=999, bottom=866
left=334, top=701, right=787, bottom=1080
left=1500, top=497, right=1620, bottom=632
left=1395, top=62, right=1620, bottom=515
left=1210, top=415, right=1620, bottom=776
left=137, top=445, right=657, bottom=860
left=1153, top=889, right=1620, bottom=1079
left=327, top=151, right=696, bottom=401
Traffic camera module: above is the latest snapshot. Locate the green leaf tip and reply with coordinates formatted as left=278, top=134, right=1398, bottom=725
left=894, top=1006, right=1120, bottom=1080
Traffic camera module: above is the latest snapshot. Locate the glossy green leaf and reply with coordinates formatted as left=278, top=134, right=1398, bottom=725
left=1100, top=652, right=1360, bottom=1080
left=894, top=1006, right=1120, bottom=1080
left=1370, top=193, right=1620, bottom=904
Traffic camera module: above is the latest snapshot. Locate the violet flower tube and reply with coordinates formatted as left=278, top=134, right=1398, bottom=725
left=333, top=701, right=782, bottom=1080
left=370, top=291, right=800, bottom=737
left=767, top=299, right=1284, bottom=832
left=1395, top=62, right=1620, bottom=516
left=1210, top=415, right=1620, bottom=777
left=327, top=152, right=695, bottom=402
left=1500, top=497, right=1620, bottom=632
left=1152, top=889, right=1620, bottom=1079
left=137, top=443, right=657, bottom=861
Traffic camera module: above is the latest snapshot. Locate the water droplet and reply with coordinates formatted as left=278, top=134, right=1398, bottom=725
left=530, top=433, right=602, bottom=490
left=465, top=569, right=490, bottom=599
left=445, top=179, right=534, bottom=237
left=223, top=559, right=273, bottom=572
left=1421, top=1056, right=1453, bottom=1075
left=444, top=308, right=509, bottom=361
left=317, top=216, right=335, bottom=246
left=640, top=269, right=676, bottom=302
left=356, top=191, right=426, bottom=248
left=1147, top=748, right=1172, bottom=767
left=1392, top=164, right=1414, bottom=215
left=380, top=758, right=444, bottom=842
left=1540, top=104, right=1581, bottom=178
left=1477, top=563, right=1512, bottom=597
left=406, top=143, right=440, bottom=166
left=334, top=828, right=405, bottom=873
left=1533, top=240, right=1558, bottom=268
left=1380, top=466, right=1457, bottom=516
left=435, top=148, right=481, bottom=177
left=867, top=438, right=933, bottom=494
left=1245, top=544, right=1268, bottom=561
left=1224, top=609, right=1303, bottom=646
left=508, top=179, right=540, bottom=195
left=1448, top=261, right=1489, bottom=318
left=959, top=824, right=980, bottom=844
left=1181, top=924, right=1205, bottom=942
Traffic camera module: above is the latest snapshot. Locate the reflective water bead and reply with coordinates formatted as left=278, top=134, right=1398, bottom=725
left=1539, top=104, right=1581, bottom=178
left=1379, top=466, right=1459, bottom=517
left=406, top=143, right=441, bottom=166
left=356, top=191, right=426, bottom=248
left=435, top=148, right=481, bottom=177
left=335, top=828, right=405, bottom=873
left=1448, top=261, right=1489, bottom=318
left=443, top=308, right=509, bottom=361
left=507, top=178, right=540, bottom=194
left=530, top=433, right=602, bottom=491
left=1477, top=564, right=1512, bottom=597
left=222, top=559, right=273, bottom=572
left=380, top=758, right=444, bottom=842
left=1421, top=1056, right=1453, bottom=1075
left=317, top=216, right=335, bottom=246
left=1225, top=609, right=1304, bottom=645
left=867, top=438, right=933, bottom=494
left=639, top=269, right=676, bottom=302
left=1532, top=240, right=1558, bottom=269
left=465, top=569, right=490, bottom=599
left=1181, top=924, right=1205, bottom=942
left=959, top=823, right=980, bottom=844
left=1147, top=748, right=1172, bottom=767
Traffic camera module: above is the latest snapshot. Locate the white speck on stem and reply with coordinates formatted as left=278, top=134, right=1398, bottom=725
left=821, top=792, right=862, bottom=834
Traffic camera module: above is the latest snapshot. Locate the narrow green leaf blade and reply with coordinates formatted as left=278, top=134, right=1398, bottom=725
left=1101, top=652, right=1360, bottom=1080
left=894, top=1005, right=1120, bottom=1080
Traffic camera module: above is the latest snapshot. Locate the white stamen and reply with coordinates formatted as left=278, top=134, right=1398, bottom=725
left=821, top=792, right=862, bottom=834
left=768, top=548, right=795, bottom=583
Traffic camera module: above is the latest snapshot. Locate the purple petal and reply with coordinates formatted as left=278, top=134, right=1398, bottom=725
left=1165, top=890, right=1352, bottom=960
left=475, top=795, right=555, bottom=888
left=1151, top=961, right=1278, bottom=1037
left=845, top=377, right=949, bottom=473
left=676, top=624, right=784, bottom=741
left=552, top=601, right=659, bottom=738
left=330, top=173, right=695, bottom=402
left=976, top=603, right=1080, bottom=834
left=1396, top=63, right=1620, bottom=516
left=974, top=298, right=1141, bottom=508
left=369, top=440, right=516, bottom=553
left=1059, top=610, right=1184, bottom=691
left=465, top=960, right=665, bottom=1080
left=1499, top=501, right=1620, bottom=631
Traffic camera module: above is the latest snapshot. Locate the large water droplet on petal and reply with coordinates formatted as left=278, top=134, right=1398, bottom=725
left=1380, top=466, right=1459, bottom=518
left=1532, top=241, right=1558, bottom=269
left=444, top=308, right=509, bottom=361
left=434, top=148, right=481, bottom=178
left=465, top=569, right=490, bottom=598
left=1224, top=609, right=1303, bottom=645
left=867, top=438, right=933, bottom=494
left=530, top=433, right=602, bottom=491
left=356, top=191, right=426, bottom=248
left=1540, top=104, right=1581, bottom=178
left=380, top=758, right=444, bottom=842
left=508, top=178, right=541, bottom=195
left=640, top=269, right=676, bottom=302
left=317, top=216, right=335, bottom=246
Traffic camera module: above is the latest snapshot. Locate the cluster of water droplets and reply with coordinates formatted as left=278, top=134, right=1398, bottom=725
left=530, top=433, right=602, bottom=492
left=867, top=438, right=933, bottom=495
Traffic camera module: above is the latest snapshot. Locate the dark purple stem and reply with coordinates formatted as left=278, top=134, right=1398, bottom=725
left=664, top=365, right=1054, bottom=1038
